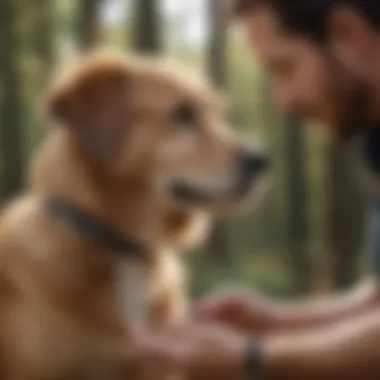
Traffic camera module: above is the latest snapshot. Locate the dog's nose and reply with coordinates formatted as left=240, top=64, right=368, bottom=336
left=237, top=148, right=270, bottom=176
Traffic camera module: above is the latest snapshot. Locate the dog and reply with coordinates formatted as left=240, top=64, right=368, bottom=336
left=0, top=52, right=268, bottom=379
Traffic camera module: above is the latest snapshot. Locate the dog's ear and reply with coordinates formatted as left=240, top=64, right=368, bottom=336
left=46, top=56, right=130, bottom=157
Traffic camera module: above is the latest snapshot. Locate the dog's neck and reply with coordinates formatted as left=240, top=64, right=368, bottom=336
left=30, top=129, right=209, bottom=256
left=30, top=129, right=164, bottom=252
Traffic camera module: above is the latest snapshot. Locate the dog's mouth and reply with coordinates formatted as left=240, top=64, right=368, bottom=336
left=169, top=148, right=270, bottom=207
left=170, top=183, right=213, bottom=204
left=170, top=176, right=257, bottom=206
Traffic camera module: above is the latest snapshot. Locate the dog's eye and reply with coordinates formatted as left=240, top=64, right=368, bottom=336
left=171, top=102, right=198, bottom=126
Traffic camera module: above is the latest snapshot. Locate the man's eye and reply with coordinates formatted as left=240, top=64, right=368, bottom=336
left=171, top=102, right=198, bottom=126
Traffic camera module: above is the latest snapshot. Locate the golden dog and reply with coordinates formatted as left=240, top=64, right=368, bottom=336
left=0, top=52, right=268, bottom=379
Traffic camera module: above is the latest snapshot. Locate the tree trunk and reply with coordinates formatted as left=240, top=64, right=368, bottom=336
left=30, top=0, right=56, bottom=147
left=207, top=0, right=227, bottom=88
left=132, top=0, right=162, bottom=53
left=0, top=0, right=24, bottom=203
left=206, top=0, right=230, bottom=263
left=78, top=0, right=103, bottom=51
left=325, top=143, right=364, bottom=290
left=283, top=116, right=310, bottom=294
left=34, top=0, right=55, bottom=76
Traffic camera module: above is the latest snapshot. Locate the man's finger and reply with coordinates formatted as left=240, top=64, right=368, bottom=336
left=192, top=298, right=224, bottom=319
left=131, top=328, right=188, bottom=365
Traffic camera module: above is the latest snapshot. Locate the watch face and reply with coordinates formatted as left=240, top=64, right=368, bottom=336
left=243, top=340, right=263, bottom=379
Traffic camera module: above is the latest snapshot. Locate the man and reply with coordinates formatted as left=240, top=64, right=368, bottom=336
left=137, top=1, right=380, bottom=379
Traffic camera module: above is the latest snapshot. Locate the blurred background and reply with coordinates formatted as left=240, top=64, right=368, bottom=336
left=0, top=0, right=373, bottom=299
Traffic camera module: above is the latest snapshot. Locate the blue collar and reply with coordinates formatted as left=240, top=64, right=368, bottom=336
left=44, top=198, right=148, bottom=260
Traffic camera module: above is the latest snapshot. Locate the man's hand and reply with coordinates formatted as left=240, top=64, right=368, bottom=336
left=193, top=280, right=380, bottom=335
left=193, top=291, right=277, bottom=336
left=135, top=322, right=249, bottom=380
left=135, top=308, right=380, bottom=380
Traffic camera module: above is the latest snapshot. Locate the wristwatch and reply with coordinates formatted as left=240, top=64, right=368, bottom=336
left=243, top=340, right=263, bottom=379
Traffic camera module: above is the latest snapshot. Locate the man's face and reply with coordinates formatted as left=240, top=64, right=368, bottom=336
left=242, top=6, right=380, bottom=140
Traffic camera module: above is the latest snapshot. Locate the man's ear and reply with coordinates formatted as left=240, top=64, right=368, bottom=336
left=46, top=56, right=130, bottom=157
left=328, top=5, right=376, bottom=62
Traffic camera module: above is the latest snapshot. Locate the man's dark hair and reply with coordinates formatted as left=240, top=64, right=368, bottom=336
left=232, top=0, right=380, bottom=42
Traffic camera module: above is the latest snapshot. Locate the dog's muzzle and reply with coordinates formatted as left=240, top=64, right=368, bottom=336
left=170, top=148, right=270, bottom=204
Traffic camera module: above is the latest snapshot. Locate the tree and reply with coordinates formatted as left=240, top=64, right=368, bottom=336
left=207, top=0, right=227, bottom=87
left=325, top=144, right=366, bottom=290
left=29, top=0, right=56, bottom=147
left=34, top=0, right=55, bottom=77
left=206, top=0, right=230, bottom=264
left=283, top=116, right=310, bottom=293
left=132, top=0, right=162, bottom=53
left=78, top=0, right=103, bottom=51
left=0, top=0, right=25, bottom=203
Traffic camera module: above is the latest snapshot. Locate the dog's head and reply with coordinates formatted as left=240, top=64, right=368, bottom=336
left=46, top=52, right=269, bottom=214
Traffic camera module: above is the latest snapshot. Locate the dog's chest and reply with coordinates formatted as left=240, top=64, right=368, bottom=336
left=114, top=248, right=186, bottom=327
left=115, top=260, right=152, bottom=325
left=38, top=251, right=185, bottom=379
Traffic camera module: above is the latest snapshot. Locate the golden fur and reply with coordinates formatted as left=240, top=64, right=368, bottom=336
left=0, top=52, right=259, bottom=379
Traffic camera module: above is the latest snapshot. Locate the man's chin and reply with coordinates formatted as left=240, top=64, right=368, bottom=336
left=338, top=120, right=369, bottom=141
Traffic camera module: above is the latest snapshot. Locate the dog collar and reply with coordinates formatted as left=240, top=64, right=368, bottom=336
left=43, top=198, right=148, bottom=260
